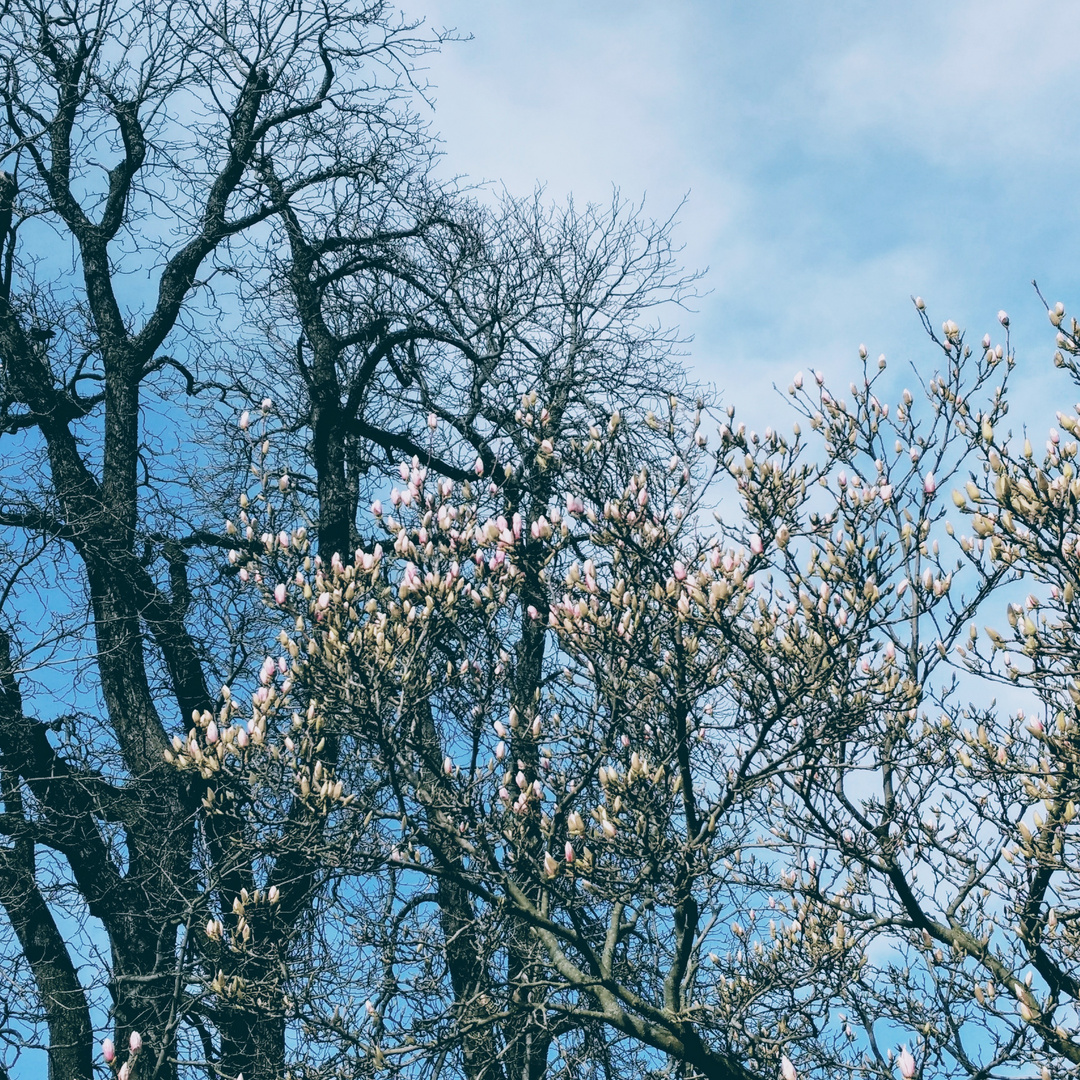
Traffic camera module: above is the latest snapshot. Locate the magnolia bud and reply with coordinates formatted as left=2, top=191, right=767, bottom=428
left=898, top=1048, right=916, bottom=1079
left=998, top=310, right=1009, bottom=327
left=129, top=1031, right=142, bottom=1053
left=102, top=1039, right=115, bottom=1063
left=781, top=1055, right=797, bottom=1080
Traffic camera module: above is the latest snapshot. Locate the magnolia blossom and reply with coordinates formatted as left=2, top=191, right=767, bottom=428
left=781, top=1055, right=797, bottom=1080
left=923, top=471, right=936, bottom=495
left=274, top=583, right=287, bottom=605
left=897, top=1048, right=916, bottom=1079
left=102, top=1039, right=115, bottom=1063
left=129, top=1031, right=142, bottom=1053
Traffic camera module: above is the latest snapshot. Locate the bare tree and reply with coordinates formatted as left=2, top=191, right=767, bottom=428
left=0, top=1, right=445, bottom=1077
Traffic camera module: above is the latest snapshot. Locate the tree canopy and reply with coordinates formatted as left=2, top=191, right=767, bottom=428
left=1, top=2, right=1080, bottom=1080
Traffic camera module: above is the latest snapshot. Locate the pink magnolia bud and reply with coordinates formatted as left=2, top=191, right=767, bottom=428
left=998, top=310, right=1009, bottom=327
left=102, top=1038, right=115, bottom=1063
left=278, top=473, right=289, bottom=491
left=543, top=852, right=559, bottom=877
left=205, top=720, right=219, bottom=745
left=474, top=457, right=484, bottom=476
left=118, top=1063, right=131, bottom=1080
left=236, top=727, right=249, bottom=748
left=274, top=583, right=287, bottom=605
left=261, top=397, right=273, bottom=411
left=564, top=841, right=575, bottom=863
left=443, top=757, right=453, bottom=776
left=239, top=410, right=250, bottom=430
left=428, top=412, right=438, bottom=429
left=923, top=471, right=936, bottom=495
left=129, top=1031, right=142, bottom=1053
left=780, top=1056, right=797, bottom=1080
left=750, top=534, right=764, bottom=555
left=673, top=561, right=687, bottom=580
left=898, top=1048, right=916, bottom=1079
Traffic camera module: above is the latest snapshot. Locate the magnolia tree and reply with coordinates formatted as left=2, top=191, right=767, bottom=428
left=166, top=296, right=1080, bottom=1080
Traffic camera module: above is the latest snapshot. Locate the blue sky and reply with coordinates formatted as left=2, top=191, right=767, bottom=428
left=404, top=0, right=1080, bottom=426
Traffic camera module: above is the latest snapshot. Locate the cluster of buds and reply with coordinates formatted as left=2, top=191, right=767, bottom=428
left=101, top=1031, right=142, bottom=1080
left=164, top=699, right=256, bottom=779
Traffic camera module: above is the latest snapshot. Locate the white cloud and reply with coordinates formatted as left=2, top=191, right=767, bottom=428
left=402, top=0, right=1080, bottom=427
